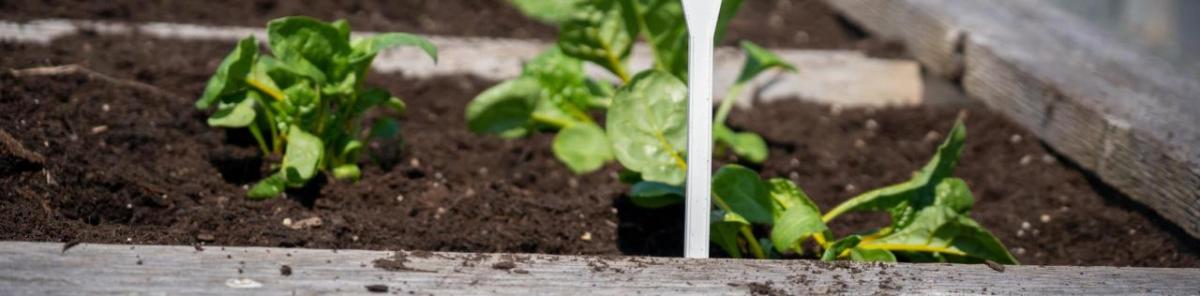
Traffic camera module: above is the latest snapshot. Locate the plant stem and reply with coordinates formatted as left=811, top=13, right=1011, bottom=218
left=855, top=242, right=968, bottom=257
left=246, top=78, right=286, bottom=102
left=247, top=124, right=271, bottom=155
left=740, top=227, right=767, bottom=259
left=712, top=191, right=767, bottom=259
left=607, top=54, right=632, bottom=83
left=530, top=113, right=576, bottom=129
left=713, top=83, right=746, bottom=127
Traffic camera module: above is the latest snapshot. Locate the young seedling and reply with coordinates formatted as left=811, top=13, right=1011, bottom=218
left=469, top=0, right=792, bottom=175
left=196, top=16, right=437, bottom=199
left=710, top=121, right=1018, bottom=264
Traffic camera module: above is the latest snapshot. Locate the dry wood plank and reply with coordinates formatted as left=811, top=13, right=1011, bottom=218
left=1, top=241, right=1197, bottom=295
left=827, top=0, right=1200, bottom=239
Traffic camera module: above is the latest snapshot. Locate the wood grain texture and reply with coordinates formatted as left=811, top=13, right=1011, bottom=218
left=826, top=0, right=1200, bottom=239
left=1, top=241, right=1198, bottom=295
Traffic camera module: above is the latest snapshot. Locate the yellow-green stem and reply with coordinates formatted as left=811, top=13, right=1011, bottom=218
left=714, top=83, right=747, bottom=127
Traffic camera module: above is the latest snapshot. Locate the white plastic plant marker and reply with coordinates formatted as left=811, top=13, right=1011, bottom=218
left=681, top=0, right=721, bottom=259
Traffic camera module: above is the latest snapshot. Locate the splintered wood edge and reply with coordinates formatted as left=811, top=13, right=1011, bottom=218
left=1, top=241, right=1197, bottom=295
left=826, top=0, right=1200, bottom=239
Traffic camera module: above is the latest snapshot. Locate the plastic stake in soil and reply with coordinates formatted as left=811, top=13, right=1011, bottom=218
left=682, top=0, right=721, bottom=259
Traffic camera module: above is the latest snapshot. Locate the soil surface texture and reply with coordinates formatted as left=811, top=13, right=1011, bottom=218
left=0, top=0, right=888, bottom=51
left=2, top=35, right=1199, bottom=267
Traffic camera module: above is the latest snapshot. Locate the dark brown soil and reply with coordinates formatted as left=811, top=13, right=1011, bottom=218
left=0, top=0, right=879, bottom=50
left=2, top=35, right=1199, bottom=267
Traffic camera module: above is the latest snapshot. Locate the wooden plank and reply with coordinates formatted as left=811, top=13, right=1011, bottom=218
left=826, top=0, right=1200, bottom=239
left=0, top=19, right=922, bottom=107
left=1, top=242, right=1197, bottom=295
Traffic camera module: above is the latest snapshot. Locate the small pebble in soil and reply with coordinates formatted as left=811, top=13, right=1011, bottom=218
left=396, top=194, right=405, bottom=203
left=197, top=233, right=215, bottom=242
left=1019, top=155, right=1033, bottom=166
left=1041, top=154, right=1056, bottom=164
left=568, top=178, right=579, bottom=188
left=90, top=125, right=107, bottom=134
left=1017, top=229, right=1025, bottom=237
left=1021, top=221, right=1032, bottom=230
left=1009, top=134, right=1023, bottom=144
left=854, top=139, right=867, bottom=149
left=864, top=119, right=879, bottom=131
left=789, top=158, right=800, bottom=167
left=280, top=265, right=292, bottom=276
left=1128, top=228, right=1138, bottom=235
left=101, top=104, right=110, bottom=112
left=410, top=158, right=421, bottom=168
left=844, top=184, right=857, bottom=193
left=478, top=167, right=489, bottom=175
left=1013, top=247, right=1027, bottom=255
left=282, top=218, right=293, bottom=227
left=580, top=232, right=593, bottom=241
left=924, top=130, right=941, bottom=142
left=125, top=203, right=133, bottom=209
left=829, top=104, right=843, bottom=116
left=1040, top=214, right=1052, bottom=223
left=365, top=284, right=388, bottom=293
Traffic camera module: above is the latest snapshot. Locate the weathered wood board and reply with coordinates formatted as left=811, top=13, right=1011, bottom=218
left=1, top=241, right=1198, bottom=295
left=0, top=19, right=922, bottom=107
left=826, top=0, right=1200, bottom=239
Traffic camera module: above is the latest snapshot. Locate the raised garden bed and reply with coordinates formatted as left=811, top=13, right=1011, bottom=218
left=3, top=0, right=1200, bottom=294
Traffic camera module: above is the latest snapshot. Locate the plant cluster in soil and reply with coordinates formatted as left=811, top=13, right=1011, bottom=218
left=1, top=0, right=1198, bottom=267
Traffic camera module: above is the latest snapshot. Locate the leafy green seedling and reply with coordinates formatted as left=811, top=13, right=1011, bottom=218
left=197, top=16, right=437, bottom=199
left=707, top=121, right=1019, bottom=265
left=470, top=0, right=792, bottom=175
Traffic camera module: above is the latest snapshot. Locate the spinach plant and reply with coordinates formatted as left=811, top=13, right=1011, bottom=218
left=196, top=16, right=437, bottom=199
left=468, top=0, right=792, bottom=174
left=711, top=122, right=1016, bottom=264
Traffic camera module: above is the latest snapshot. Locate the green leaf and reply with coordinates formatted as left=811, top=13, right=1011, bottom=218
left=624, top=0, right=688, bottom=80
left=714, top=0, right=744, bottom=44
left=558, top=0, right=637, bottom=80
left=247, top=172, right=287, bottom=199
left=628, top=181, right=683, bottom=208
left=524, top=48, right=595, bottom=120
left=736, top=41, right=796, bottom=84
left=352, top=32, right=438, bottom=63
left=282, top=126, right=324, bottom=186
left=206, top=92, right=258, bottom=127
left=509, top=0, right=587, bottom=24
left=865, top=204, right=1018, bottom=265
left=935, top=178, right=974, bottom=213
left=552, top=123, right=614, bottom=174
left=821, top=235, right=863, bottom=261
left=369, top=117, right=402, bottom=140
left=267, top=16, right=351, bottom=71
left=197, top=36, right=258, bottom=109
left=823, top=121, right=967, bottom=220
left=850, top=248, right=897, bottom=262
left=767, top=179, right=827, bottom=254
left=333, top=164, right=361, bottom=181
left=386, top=97, right=407, bottom=114
left=711, top=165, right=773, bottom=224
left=711, top=210, right=750, bottom=258
left=767, top=178, right=819, bottom=214
left=714, top=123, right=768, bottom=163
left=466, top=78, right=541, bottom=138
left=606, top=71, right=688, bottom=185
